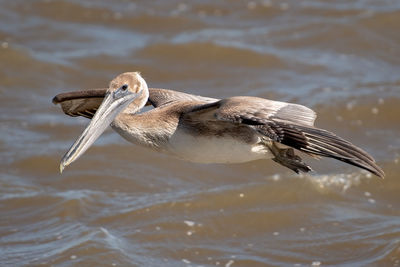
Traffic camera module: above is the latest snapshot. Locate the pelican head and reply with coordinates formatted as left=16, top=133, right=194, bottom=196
left=60, top=72, right=149, bottom=173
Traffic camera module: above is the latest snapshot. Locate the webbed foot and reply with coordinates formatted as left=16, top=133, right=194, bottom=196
left=270, top=143, right=312, bottom=174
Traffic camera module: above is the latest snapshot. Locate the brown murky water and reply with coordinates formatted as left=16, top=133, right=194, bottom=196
left=1, top=0, right=400, bottom=266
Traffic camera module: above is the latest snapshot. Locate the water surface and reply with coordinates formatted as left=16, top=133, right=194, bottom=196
left=1, top=0, right=399, bottom=266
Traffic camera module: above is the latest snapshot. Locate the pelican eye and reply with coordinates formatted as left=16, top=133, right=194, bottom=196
left=121, top=84, right=128, bottom=91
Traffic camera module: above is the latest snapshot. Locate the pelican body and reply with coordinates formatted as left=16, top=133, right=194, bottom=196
left=53, top=72, right=384, bottom=178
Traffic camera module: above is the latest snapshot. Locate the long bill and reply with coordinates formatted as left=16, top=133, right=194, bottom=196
left=60, top=90, right=137, bottom=173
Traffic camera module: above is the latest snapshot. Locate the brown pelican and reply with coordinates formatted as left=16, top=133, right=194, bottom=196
left=52, top=72, right=384, bottom=178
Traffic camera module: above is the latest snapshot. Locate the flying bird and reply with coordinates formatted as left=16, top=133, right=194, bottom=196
left=52, top=72, right=384, bottom=178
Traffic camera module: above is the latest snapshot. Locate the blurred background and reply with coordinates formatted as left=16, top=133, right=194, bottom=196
left=1, top=0, right=399, bottom=266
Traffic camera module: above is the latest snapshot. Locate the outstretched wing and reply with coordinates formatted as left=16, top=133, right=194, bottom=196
left=53, top=88, right=218, bottom=118
left=52, top=88, right=107, bottom=119
left=214, top=96, right=316, bottom=126
left=148, top=88, right=218, bottom=107
left=185, top=96, right=384, bottom=178
left=186, top=96, right=317, bottom=128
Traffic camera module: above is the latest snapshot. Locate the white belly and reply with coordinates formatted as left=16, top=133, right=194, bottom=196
left=167, top=131, right=272, bottom=164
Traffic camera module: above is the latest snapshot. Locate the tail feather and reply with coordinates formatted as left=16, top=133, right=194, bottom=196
left=272, top=123, right=384, bottom=178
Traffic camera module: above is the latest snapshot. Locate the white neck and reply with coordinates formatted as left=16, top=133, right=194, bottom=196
left=122, top=77, right=149, bottom=115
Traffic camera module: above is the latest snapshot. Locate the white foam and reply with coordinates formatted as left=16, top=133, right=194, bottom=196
left=306, top=172, right=370, bottom=192
left=184, top=220, right=195, bottom=227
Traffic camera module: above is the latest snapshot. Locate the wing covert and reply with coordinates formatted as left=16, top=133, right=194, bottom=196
left=186, top=96, right=316, bottom=127
left=148, top=88, right=218, bottom=107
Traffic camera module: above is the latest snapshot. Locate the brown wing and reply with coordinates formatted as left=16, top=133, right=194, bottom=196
left=147, top=88, right=218, bottom=107
left=185, top=96, right=384, bottom=178
left=52, top=88, right=107, bottom=119
left=187, top=96, right=317, bottom=127
left=52, top=88, right=218, bottom=119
